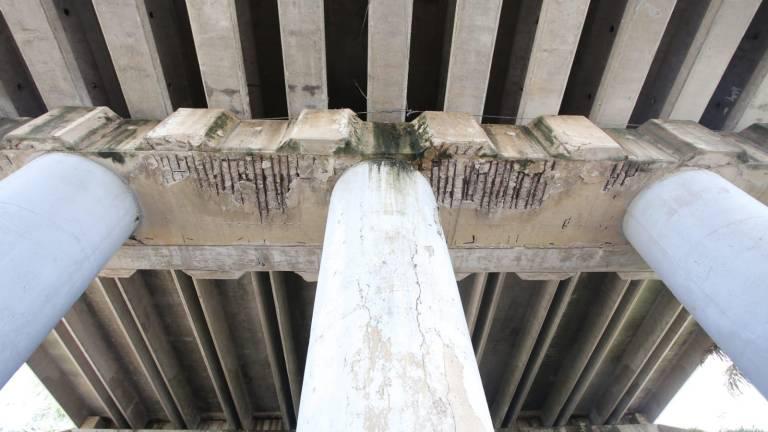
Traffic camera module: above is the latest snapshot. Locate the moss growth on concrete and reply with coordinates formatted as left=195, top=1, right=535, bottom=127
left=96, top=151, right=126, bottom=165
left=204, top=113, right=232, bottom=140
left=277, top=139, right=301, bottom=153
left=370, top=122, right=423, bottom=156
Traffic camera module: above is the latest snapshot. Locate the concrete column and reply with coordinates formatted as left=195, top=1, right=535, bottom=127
left=297, top=161, right=493, bottom=431
left=624, top=169, right=768, bottom=397
left=0, top=153, right=140, bottom=387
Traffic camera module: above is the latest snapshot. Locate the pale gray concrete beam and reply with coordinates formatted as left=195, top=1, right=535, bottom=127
left=192, top=278, right=254, bottom=430
left=724, top=46, right=768, bottom=131
left=490, top=277, right=559, bottom=427
left=233, top=0, right=263, bottom=118
left=516, top=0, right=590, bottom=124
left=539, top=274, right=630, bottom=426
left=276, top=0, right=327, bottom=118
left=590, top=0, right=676, bottom=128
left=503, top=275, right=579, bottom=426
left=93, top=277, right=187, bottom=429
left=472, top=273, right=505, bottom=364
left=249, top=272, right=296, bottom=429
left=185, top=0, right=251, bottom=119
left=660, top=0, right=761, bottom=121
left=464, top=273, right=488, bottom=336
left=0, top=0, right=91, bottom=108
left=269, top=271, right=302, bottom=418
left=27, top=340, right=92, bottom=426
left=556, top=280, right=645, bottom=426
left=607, top=311, right=693, bottom=424
left=590, top=289, right=682, bottom=425
left=92, top=0, right=173, bottom=119
left=62, top=300, right=150, bottom=428
left=639, top=325, right=712, bottom=421
left=104, top=245, right=651, bottom=275
left=170, top=271, right=240, bottom=429
left=115, top=274, right=201, bottom=428
left=443, top=0, right=503, bottom=115
left=0, top=82, right=17, bottom=117
left=51, top=325, right=130, bottom=428
left=366, top=0, right=412, bottom=122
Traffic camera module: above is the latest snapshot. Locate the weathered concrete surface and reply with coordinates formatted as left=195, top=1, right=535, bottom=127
left=1, top=108, right=767, bottom=274
left=297, top=161, right=493, bottom=430
left=443, top=0, right=503, bottom=116
left=660, top=0, right=761, bottom=122
left=92, top=0, right=173, bottom=119
left=276, top=0, right=327, bottom=117
left=724, top=46, right=768, bottom=131
left=516, top=0, right=590, bottom=124
left=589, top=0, right=676, bottom=128
left=0, top=0, right=92, bottom=108
left=366, top=0, right=413, bottom=122
left=185, top=0, right=251, bottom=119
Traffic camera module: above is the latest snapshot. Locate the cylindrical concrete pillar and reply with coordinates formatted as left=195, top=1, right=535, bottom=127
left=297, top=160, right=493, bottom=431
left=0, top=153, right=140, bottom=386
left=624, top=169, right=768, bottom=397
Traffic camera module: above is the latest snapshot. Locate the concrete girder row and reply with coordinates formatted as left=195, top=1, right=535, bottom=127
left=0, top=0, right=766, bottom=130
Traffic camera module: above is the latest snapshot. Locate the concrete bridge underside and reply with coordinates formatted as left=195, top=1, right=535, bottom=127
left=1, top=0, right=768, bottom=430
left=2, top=107, right=768, bottom=430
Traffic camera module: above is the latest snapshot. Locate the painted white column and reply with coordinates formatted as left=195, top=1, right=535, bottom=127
left=624, top=170, right=768, bottom=397
left=297, top=161, right=493, bottom=431
left=0, top=153, right=140, bottom=387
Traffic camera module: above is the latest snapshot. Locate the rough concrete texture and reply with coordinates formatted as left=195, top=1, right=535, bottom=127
left=1, top=107, right=767, bottom=273
left=298, top=161, right=493, bottom=430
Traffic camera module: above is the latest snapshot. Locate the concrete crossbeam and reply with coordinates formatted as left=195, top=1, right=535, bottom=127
left=660, top=0, right=761, bottom=121
left=0, top=0, right=91, bottom=108
left=516, top=0, right=590, bottom=124
left=276, top=0, right=327, bottom=118
left=366, top=0, right=413, bottom=122
left=92, top=0, right=173, bottom=119
left=0, top=109, right=767, bottom=275
left=443, top=0, right=503, bottom=116
left=185, top=0, right=251, bottom=119
left=590, top=0, right=676, bottom=128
